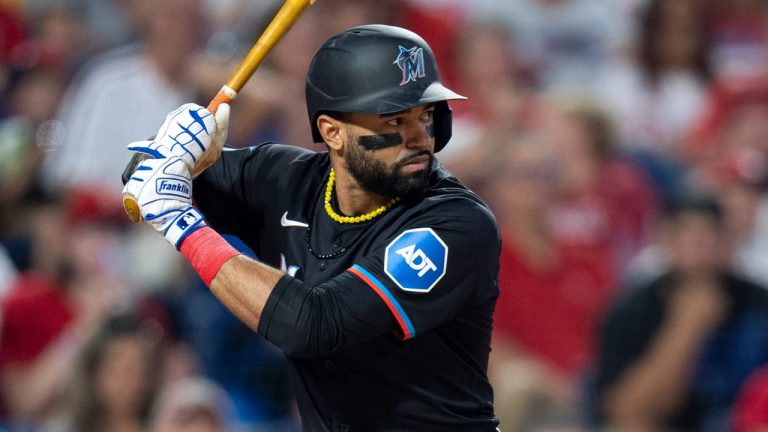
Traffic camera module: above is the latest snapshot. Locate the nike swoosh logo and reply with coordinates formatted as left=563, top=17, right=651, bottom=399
left=281, top=212, right=308, bottom=228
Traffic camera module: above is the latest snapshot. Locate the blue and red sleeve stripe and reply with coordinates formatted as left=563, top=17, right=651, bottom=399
left=348, top=264, right=415, bottom=340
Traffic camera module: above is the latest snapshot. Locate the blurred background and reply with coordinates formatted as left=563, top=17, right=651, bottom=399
left=3, top=0, right=768, bottom=431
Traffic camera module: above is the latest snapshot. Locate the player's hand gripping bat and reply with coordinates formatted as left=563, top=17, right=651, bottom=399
left=121, top=0, right=317, bottom=223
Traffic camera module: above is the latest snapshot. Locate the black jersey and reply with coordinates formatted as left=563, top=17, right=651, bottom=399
left=194, top=143, right=501, bottom=432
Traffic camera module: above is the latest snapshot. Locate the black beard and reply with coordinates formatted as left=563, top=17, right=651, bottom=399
left=345, top=142, right=433, bottom=201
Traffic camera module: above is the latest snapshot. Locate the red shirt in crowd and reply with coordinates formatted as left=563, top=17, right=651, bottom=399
left=0, top=272, right=73, bottom=367
left=493, top=238, right=616, bottom=376
left=732, top=366, right=768, bottom=432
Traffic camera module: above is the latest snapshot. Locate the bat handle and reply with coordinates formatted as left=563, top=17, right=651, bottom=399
left=121, top=87, right=236, bottom=223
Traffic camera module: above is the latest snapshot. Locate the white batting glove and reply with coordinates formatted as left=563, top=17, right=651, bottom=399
left=122, top=156, right=206, bottom=249
left=127, top=103, right=230, bottom=177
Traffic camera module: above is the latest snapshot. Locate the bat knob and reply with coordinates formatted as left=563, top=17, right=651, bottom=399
left=122, top=193, right=143, bottom=223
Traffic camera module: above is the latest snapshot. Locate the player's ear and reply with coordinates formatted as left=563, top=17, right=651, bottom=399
left=317, top=114, right=346, bottom=151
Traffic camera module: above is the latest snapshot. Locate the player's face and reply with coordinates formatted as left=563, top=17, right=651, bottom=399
left=344, top=104, right=436, bottom=200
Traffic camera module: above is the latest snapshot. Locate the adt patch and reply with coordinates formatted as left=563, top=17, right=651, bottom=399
left=385, top=228, right=447, bottom=293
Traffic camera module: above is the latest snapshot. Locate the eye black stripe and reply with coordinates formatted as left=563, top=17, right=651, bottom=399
left=357, top=133, right=403, bottom=151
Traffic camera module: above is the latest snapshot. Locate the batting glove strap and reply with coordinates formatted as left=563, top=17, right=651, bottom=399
left=163, top=207, right=208, bottom=250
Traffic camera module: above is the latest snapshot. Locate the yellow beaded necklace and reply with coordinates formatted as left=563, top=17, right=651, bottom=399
left=324, top=168, right=400, bottom=224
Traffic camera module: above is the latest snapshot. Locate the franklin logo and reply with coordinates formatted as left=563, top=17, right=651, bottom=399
left=156, top=178, right=190, bottom=198
left=394, top=46, right=426, bottom=86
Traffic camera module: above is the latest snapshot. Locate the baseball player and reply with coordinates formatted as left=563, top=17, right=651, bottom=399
left=123, top=25, right=501, bottom=431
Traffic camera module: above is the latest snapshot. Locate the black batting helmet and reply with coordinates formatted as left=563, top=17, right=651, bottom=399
left=306, top=24, right=466, bottom=153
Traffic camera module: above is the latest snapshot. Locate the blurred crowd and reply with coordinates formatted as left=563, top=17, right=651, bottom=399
left=3, top=0, right=768, bottom=431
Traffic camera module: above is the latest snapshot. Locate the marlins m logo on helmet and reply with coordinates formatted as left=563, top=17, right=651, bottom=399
left=394, top=46, right=426, bottom=86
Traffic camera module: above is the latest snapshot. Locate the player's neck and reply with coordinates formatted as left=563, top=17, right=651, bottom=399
left=331, top=167, right=390, bottom=217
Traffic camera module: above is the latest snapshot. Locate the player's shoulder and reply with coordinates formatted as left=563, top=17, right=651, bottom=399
left=422, top=165, right=499, bottom=233
left=221, top=142, right=326, bottom=171
left=388, top=166, right=500, bottom=262
left=225, top=141, right=321, bottom=162
left=217, top=142, right=330, bottom=191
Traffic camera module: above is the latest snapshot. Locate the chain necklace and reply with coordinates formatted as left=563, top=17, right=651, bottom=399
left=305, top=223, right=347, bottom=260
left=324, top=168, right=400, bottom=224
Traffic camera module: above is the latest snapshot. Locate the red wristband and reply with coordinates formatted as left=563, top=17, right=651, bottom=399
left=179, top=226, right=240, bottom=286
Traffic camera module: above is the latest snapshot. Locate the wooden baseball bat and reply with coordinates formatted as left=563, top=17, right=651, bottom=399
left=122, top=0, right=317, bottom=223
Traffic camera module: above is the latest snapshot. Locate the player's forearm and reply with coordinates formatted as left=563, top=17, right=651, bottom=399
left=177, top=226, right=279, bottom=331
left=177, top=225, right=363, bottom=357
left=209, top=254, right=367, bottom=357
left=208, top=254, right=283, bottom=331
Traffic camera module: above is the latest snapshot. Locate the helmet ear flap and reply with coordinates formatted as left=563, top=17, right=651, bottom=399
left=433, top=101, right=452, bottom=153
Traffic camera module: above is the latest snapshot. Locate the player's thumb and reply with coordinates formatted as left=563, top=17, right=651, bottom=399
left=213, top=103, right=230, bottom=145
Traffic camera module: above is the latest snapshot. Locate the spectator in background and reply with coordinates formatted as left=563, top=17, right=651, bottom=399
left=41, top=0, right=206, bottom=195
left=0, top=1, right=89, bottom=290
left=716, top=169, right=768, bottom=290
left=593, top=0, right=712, bottom=198
left=707, top=0, right=768, bottom=90
left=472, top=0, right=632, bottom=90
left=9, top=2, right=93, bottom=78
left=0, top=3, right=27, bottom=65
left=595, top=195, right=768, bottom=432
left=0, top=0, right=92, bottom=244
left=0, top=66, right=67, bottom=238
left=0, top=3, right=28, bottom=115
left=0, top=196, right=75, bottom=429
left=19, top=0, right=147, bottom=58
left=439, top=19, right=537, bottom=198
left=0, top=193, right=128, bottom=430
left=487, top=135, right=615, bottom=431
left=538, top=92, right=658, bottom=276
left=148, top=377, right=234, bottom=432
left=685, top=85, right=768, bottom=195
left=678, top=83, right=768, bottom=286
left=51, top=312, right=163, bottom=432
left=448, top=19, right=530, bottom=120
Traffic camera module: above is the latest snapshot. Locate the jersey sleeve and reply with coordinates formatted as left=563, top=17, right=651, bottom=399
left=348, top=200, right=500, bottom=339
left=257, top=198, right=500, bottom=357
